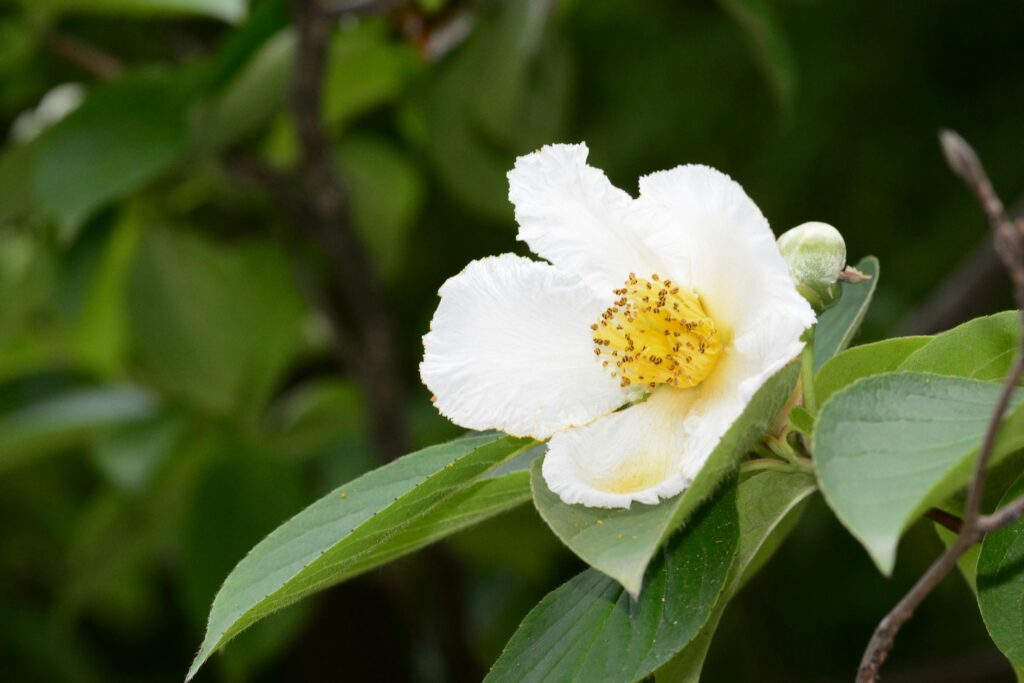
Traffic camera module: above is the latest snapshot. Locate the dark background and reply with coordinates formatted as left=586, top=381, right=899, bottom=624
left=1, top=0, right=1023, bottom=681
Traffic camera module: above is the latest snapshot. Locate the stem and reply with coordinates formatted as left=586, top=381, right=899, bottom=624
left=765, top=436, right=813, bottom=472
left=741, top=458, right=800, bottom=474
left=925, top=508, right=964, bottom=534
left=801, top=328, right=817, bottom=413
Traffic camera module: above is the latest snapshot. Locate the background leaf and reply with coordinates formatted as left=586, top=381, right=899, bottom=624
left=0, top=384, right=159, bottom=473
left=812, top=255, right=879, bottom=371
left=338, top=136, right=425, bottom=281
left=531, top=362, right=799, bottom=595
left=32, top=74, right=198, bottom=238
left=815, top=372, right=1024, bottom=574
left=486, top=481, right=738, bottom=683
left=324, top=20, right=417, bottom=130
left=127, top=225, right=306, bottom=417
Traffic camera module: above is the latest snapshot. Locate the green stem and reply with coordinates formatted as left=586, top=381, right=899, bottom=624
left=765, top=436, right=814, bottom=472
left=741, top=458, right=799, bottom=474
left=802, top=327, right=818, bottom=414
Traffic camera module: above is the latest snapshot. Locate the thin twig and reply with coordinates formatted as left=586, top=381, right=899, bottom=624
left=856, top=131, right=1024, bottom=682
left=924, top=508, right=963, bottom=535
left=978, top=493, right=1024, bottom=532
left=45, top=32, right=123, bottom=80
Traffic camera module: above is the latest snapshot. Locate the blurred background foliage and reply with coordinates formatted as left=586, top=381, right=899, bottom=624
left=1, top=0, right=1023, bottom=681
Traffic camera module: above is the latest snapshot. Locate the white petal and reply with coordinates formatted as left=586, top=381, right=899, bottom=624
left=421, top=254, right=627, bottom=439
left=508, top=143, right=661, bottom=295
left=542, top=388, right=696, bottom=509
left=634, top=165, right=816, bottom=340
left=542, top=340, right=802, bottom=509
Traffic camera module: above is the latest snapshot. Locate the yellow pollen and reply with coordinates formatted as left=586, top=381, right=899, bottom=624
left=591, top=273, right=722, bottom=389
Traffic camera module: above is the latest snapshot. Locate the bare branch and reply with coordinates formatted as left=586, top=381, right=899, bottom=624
left=856, top=131, right=1024, bottom=682
left=979, top=492, right=1024, bottom=533
left=288, top=0, right=409, bottom=461
left=925, top=508, right=963, bottom=534
left=45, top=31, right=123, bottom=80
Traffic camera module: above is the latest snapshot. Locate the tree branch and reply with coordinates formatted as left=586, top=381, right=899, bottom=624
left=45, top=31, right=124, bottom=80
left=856, top=131, right=1024, bottom=682
left=924, top=508, right=963, bottom=534
left=288, top=0, right=408, bottom=461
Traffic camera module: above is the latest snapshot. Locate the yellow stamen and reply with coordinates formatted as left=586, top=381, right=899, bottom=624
left=592, top=273, right=722, bottom=389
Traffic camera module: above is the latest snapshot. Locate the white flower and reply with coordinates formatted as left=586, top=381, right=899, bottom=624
left=421, top=144, right=815, bottom=509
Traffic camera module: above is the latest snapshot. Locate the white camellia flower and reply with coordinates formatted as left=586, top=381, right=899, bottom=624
left=421, top=144, right=816, bottom=509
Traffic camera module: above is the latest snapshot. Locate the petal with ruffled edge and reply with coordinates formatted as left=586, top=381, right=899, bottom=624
left=542, top=334, right=800, bottom=508
left=542, top=388, right=697, bottom=509
left=677, top=331, right=800, bottom=481
left=633, top=164, right=815, bottom=340
left=508, top=143, right=662, bottom=295
left=421, top=254, right=628, bottom=439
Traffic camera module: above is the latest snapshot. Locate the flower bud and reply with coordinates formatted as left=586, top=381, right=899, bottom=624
left=777, top=221, right=847, bottom=311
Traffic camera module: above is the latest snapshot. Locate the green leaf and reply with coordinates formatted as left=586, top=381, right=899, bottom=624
left=69, top=207, right=144, bottom=376
left=716, top=0, right=798, bottom=114
left=414, top=0, right=570, bottom=220
left=815, top=372, right=1024, bottom=574
left=209, top=0, right=289, bottom=89
left=32, top=73, right=198, bottom=239
left=0, top=384, right=159, bottom=473
left=812, top=255, right=879, bottom=371
left=127, top=226, right=306, bottom=417
left=976, top=470, right=1024, bottom=671
left=337, top=136, right=424, bottom=281
left=324, top=20, right=417, bottom=130
left=187, top=432, right=535, bottom=681
left=485, top=481, right=739, bottom=683
left=899, top=311, right=1019, bottom=380
left=201, top=30, right=295, bottom=151
left=0, top=140, right=38, bottom=224
left=656, top=469, right=816, bottom=682
left=37, top=0, right=246, bottom=22
left=91, top=408, right=186, bottom=492
left=531, top=361, right=799, bottom=595
left=815, top=335, right=932, bottom=405
left=266, top=379, right=368, bottom=462
left=787, top=405, right=815, bottom=435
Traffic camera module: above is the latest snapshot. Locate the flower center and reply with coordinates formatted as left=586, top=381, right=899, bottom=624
left=591, top=273, right=723, bottom=390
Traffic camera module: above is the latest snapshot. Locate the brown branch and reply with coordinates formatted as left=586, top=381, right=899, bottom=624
left=288, top=0, right=408, bottom=461
left=856, top=131, right=1024, bottom=682
left=220, top=4, right=501, bottom=681
left=925, top=508, right=963, bottom=534
left=45, top=32, right=123, bottom=80
left=978, top=493, right=1024, bottom=533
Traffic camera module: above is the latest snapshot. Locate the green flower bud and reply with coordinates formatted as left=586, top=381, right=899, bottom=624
left=777, top=221, right=847, bottom=311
